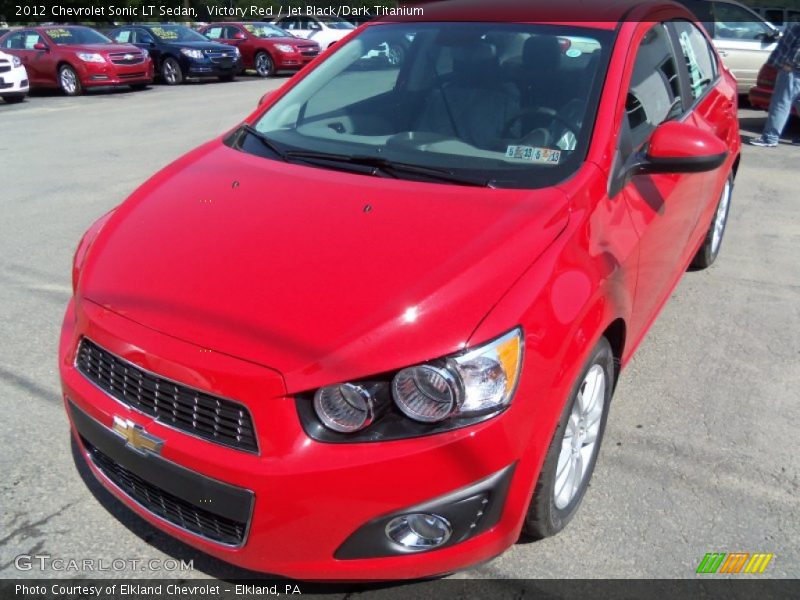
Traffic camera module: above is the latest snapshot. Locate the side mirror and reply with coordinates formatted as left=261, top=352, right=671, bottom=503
left=641, top=121, right=729, bottom=173
left=611, top=121, right=728, bottom=196
left=234, top=32, right=247, bottom=40
left=258, top=90, right=277, bottom=107
left=33, top=42, right=48, bottom=51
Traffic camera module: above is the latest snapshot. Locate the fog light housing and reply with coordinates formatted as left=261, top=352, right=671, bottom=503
left=385, top=513, right=452, bottom=550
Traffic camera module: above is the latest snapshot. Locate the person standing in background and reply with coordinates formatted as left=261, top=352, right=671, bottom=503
left=750, top=22, right=800, bottom=147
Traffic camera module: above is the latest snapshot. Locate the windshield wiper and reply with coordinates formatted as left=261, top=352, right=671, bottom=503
left=239, top=123, right=287, bottom=161
left=284, top=150, right=492, bottom=187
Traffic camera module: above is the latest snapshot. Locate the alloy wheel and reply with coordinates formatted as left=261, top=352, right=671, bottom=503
left=256, top=53, right=273, bottom=77
left=554, top=364, right=606, bottom=509
left=60, top=68, right=77, bottom=95
left=163, top=60, right=179, bottom=84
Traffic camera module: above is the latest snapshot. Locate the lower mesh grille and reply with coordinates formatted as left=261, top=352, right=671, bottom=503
left=84, top=438, right=248, bottom=545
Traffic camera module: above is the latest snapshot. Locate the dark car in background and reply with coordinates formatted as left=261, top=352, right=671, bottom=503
left=108, top=24, right=242, bottom=85
left=199, top=22, right=320, bottom=77
left=0, top=25, right=152, bottom=96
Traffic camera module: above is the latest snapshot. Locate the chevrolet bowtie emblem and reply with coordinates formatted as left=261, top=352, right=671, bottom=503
left=112, top=416, right=163, bottom=455
left=124, top=54, right=134, bottom=60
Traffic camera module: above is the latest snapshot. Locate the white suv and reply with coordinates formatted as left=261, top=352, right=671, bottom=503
left=0, top=50, right=29, bottom=103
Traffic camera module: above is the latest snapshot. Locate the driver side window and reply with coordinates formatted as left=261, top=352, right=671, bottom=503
left=626, top=24, right=682, bottom=150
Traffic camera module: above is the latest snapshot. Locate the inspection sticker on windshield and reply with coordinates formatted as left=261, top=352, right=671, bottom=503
left=505, top=146, right=561, bottom=164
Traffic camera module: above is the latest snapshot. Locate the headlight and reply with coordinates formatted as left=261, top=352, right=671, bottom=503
left=76, top=53, right=105, bottom=63
left=12, top=56, right=22, bottom=68
left=232, top=47, right=240, bottom=56
left=313, top=383, right=374, bottom=433
left=180, top=48, right=204, bottom=60
left=274, top=44, right=295, bottom=53
left=141, top=49, right=149, bottom=59
left=297, top=328, right=523, bottom=441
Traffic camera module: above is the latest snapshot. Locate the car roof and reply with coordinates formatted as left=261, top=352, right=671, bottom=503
left=374, top=0, right=693, bottom=29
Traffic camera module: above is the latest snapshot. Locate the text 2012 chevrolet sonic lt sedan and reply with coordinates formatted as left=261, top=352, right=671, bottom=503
left=60, top=0, right=740, bottom=580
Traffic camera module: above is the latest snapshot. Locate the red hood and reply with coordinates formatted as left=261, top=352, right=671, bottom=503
left=62, top=43, right=143, bottom=55
left=79, top=141, right=568, bottom=392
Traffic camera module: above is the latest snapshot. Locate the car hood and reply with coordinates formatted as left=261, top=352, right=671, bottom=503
left=79, top=141, right=569, bottom=392
left=164, top=40, right=233, bottom=51
left=60, top=43, right=143, bottom=54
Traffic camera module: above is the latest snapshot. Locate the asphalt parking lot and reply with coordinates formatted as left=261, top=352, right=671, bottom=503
left=0, top=78, right=798, bottom=581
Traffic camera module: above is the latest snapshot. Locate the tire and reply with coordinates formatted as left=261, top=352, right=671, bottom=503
left=522, top=337, right=615, bottom=539
left=254, top=51, right=275, bottom=78
left=2, top=95, right=25, bottom=103
left=58, top=64, right=82, bottom=96
left=161, top=57, right=183, bottom=85
left=690, top=174, right=733, bottom=270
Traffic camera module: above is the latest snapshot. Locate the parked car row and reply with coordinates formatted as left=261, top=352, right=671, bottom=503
left=0, top=21, right=327, bottom=102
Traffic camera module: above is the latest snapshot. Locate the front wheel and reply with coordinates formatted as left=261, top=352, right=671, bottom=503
left=690, top=174, right=733, bottom=270
left=523, top=337, right=615, bottom=539
left=58, top=65, right=82, bottom=96
left=254, top=52, right=275, bottom=78
left=161, top=57, right=183, bottom=85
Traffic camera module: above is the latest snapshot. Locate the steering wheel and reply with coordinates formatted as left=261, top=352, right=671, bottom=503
left=502, top=107, right=577, bottom=146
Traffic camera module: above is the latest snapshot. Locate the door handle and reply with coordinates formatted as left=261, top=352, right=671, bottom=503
left=718, top=50, right=729, bottom=57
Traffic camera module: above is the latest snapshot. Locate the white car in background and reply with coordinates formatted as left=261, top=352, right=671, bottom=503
left=0, top=50, right=28, bottom=104
left=272, top=16, right=355, bottom=49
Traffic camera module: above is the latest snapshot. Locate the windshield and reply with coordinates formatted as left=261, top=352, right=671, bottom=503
left=250, top=23, right=612, bottom=189
left=245, top=23, right=291, bottom=38
left=149, top=25, right=208, bottom=42
left=45, top=27, right=111, bottom=45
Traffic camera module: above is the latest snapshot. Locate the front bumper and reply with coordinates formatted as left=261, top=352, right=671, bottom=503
left=184, top=56, right=243, bottom=78
left=273, top=51, right=318, bottom=70
left=0, top=64, right=29, bottom=95
left=60, top=298, right=538, bottom=579
left=78, top=60, right=154, bottom=88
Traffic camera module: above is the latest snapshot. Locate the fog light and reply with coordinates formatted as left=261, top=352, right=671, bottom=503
left=385, top=513, right=452, bottom=550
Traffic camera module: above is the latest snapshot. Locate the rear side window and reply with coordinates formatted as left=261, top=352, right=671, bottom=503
left=673, top=20, right=718, bottom=100
left=626, top=24, right=682, bottom=150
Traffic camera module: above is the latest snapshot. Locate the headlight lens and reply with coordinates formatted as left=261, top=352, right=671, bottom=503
left=141, top=49, right=149, bottom=59
left=12, top=56, right=22, bottom=68
left=180, top=48, right=204, bottom=60
left=274, top=44, right=295, bottom=53
left=232, top=47, right=240, bottom=56
left=392, top=365, right=461, bottom=422
left=313, top=383, right=374, bottom=433
left=448, top=328, right=522, bottom=416
left=76, top=53, right=105, bottom=63
left=304, top=328, right=523, bottom=437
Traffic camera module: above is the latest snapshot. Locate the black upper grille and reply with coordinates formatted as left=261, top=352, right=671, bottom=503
left=0, top=66, right=10, bottom=74
left=76, top=339, right=258, bottom=453
left=108, top=52, right=145, bottom=65
left=84, top=438, right=248, bottom=545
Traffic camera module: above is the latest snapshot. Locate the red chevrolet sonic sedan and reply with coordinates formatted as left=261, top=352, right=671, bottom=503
left=0, top=26, right=153, bottom=96
left=60, top=0, right=739, bottom=580
left=200, top=22, right=321, bottom=77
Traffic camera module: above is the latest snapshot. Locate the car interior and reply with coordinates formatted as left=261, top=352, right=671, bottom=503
left=266, top=25, right=607, bottom=167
